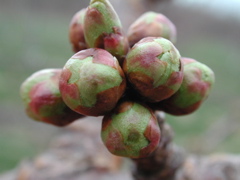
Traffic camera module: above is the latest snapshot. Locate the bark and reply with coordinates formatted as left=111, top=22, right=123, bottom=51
left=1, top=114, right=240, bottom=180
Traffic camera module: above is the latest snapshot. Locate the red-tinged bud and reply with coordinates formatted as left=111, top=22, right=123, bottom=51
left=101, top=100, right=161, bottom=158
left=20, top=69, right=84, bottom=126
left=59, top=48, right=126, bottom=116
left=152, top=57, right=215, bottom=115
left=83, top=0, right=129, bottom=64
left=69, top=8, right=88, bottom=53
left=128, top=11, right=177, bottom=47
left=123, top=37, right=183, bottom=102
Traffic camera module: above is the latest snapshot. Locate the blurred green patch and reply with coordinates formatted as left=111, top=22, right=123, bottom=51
left=0, top=131, right=37, bottom=172
left=0, top=9, right=71, bottom=173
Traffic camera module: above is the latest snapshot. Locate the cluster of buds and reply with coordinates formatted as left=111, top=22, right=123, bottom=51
left=20, top=0, right=215, bottom=159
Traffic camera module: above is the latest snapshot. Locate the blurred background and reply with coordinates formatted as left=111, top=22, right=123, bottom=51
left=0, top=0, right=240, bottom=174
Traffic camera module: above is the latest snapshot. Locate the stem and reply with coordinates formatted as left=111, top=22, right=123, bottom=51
left=131, top=112, right=186, bottom=180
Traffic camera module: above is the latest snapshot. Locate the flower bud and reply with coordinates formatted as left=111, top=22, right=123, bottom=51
left=155, top=57, right=215, bottom=115
left=101, top=100, right=160, bottom=158
left=59, top=48, right=126, bottom=116
left=127, top=11, right=177, bottom=47
left=69, top=8, right=88, bottom=52
left=20, top=69, right=83, bottom=126
left=84, top=0, right=129, bottom=64
left=123, top=37, right=183, bottom=102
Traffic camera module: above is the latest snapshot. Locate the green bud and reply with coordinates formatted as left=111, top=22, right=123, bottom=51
left=128, top=11, right=177, bottom=47
left=83, top=0, right=129, bottom=64
left=123, top=37, right=183, bottom=102
left=153, top=57, right=215, bottom=115
left=20, top=69, right=83, bottom=126
left=59, top=48, right=126, bottom=116
left=69, top=8, right=88, bottom=52
left=101, top=100, right=161, bottom=158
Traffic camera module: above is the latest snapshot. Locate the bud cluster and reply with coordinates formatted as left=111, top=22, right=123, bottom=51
left=20, top=0, right=215, bottom=159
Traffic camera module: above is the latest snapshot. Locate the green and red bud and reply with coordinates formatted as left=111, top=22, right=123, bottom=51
left=123, top=37, right=183, bottom=103
left=127, top=11, right=177, bottom=47
left=154, top=57, right=215, bottom=115
left=20, top=69, right=83, bottom=126
left=101, top=100, right=161, bottom=158
left=69, top=8, right=88, bottom=53
left=59, top=48, right=126, bottom=116
left=83, top=0, right=129, bottom=64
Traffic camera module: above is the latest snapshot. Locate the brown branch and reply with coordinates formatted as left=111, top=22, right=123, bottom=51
left=1, top=115, right=240, bottom=180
